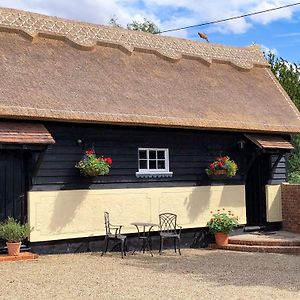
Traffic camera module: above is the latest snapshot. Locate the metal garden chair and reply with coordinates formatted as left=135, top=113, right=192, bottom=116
left=101, top=211, right=127, bottom=258
left=158, top=213, right=182, bottom=255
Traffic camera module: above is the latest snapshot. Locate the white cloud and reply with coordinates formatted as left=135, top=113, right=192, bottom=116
left=249, top=1, right=293, bottom=24
left=209, top=18, right=252, bottom=34
left=0, top=0, right=299, bottom=37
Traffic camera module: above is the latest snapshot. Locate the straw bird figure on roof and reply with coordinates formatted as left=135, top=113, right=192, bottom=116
left=198, top=32, right=209, bottom=43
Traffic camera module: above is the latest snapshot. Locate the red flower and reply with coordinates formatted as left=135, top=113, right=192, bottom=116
left=105, top=157, right=113, bottom=165
left=214, top=156, right=219, bottom=161
left=98, top=157, right=104, bottom=161
left=85, top=149, right=94, bottom=156
left=209, top=163, right=215, bottom=169
left=221, top=156, right=228, bottom=162
left=218, top=161, right=223, bottom=167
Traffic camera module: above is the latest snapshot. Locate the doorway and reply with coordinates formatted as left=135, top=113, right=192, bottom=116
left=0, top=150, right=27, bottom=223
left=245, top=153, right=270, bottom=226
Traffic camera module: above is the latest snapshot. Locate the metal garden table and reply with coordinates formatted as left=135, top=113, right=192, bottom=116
left=131, top=222, right=158, bottom=256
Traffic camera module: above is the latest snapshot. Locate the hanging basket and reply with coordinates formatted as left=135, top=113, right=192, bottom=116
left=82, top=170, right=103, bottom=177
left=80, top=168, right=110, bottom=177
left=75, top=149, right=112, bottom=177
left=212, top=169, right=227, bottom=176
left=206, top=155, right=238, bottom=178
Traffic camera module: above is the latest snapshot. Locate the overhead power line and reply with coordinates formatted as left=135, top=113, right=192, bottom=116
left=157, top=2, right=300, bottom=34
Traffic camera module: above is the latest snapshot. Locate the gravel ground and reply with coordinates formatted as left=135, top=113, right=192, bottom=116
left=0, top=249, right=299, bottom=300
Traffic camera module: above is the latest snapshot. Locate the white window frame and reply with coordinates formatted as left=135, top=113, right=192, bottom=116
left=136, top=148, right=173, bottom=178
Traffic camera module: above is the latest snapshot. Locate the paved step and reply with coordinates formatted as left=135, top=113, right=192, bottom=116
left=211, top=244, right=300, bottom=254
left=228, top=238, right=300, bottom=247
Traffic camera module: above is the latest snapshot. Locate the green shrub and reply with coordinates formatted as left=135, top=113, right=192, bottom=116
left=0, top=217, right=31, bottom=242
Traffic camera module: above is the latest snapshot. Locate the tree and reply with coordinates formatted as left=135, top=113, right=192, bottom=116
left=109, top=16, right=122, bottom=28
left=267, top=53, right=300, bottom=183
left=109, top=16, right=160, bottom=34
left=127, top=19, right=160, bottom=34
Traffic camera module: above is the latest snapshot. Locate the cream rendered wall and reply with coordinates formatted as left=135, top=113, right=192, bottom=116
left=266, top=184, right=282, bottom=222
left=28, top=185, right=246, bottom=242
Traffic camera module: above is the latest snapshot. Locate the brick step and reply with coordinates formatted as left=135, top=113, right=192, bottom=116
left=211, top=244, right=300, bottom=254
left=228, top=238, right=300, bottom=247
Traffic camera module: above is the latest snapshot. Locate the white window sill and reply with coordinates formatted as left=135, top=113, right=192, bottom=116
left=135, top=171, right=173, bottom=178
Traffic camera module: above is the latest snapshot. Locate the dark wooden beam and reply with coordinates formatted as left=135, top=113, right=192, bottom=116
left=31, top=148, right=48, bottom=185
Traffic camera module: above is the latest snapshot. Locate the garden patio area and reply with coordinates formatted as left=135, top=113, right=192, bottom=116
left=0, top=249, right=299, bottom=300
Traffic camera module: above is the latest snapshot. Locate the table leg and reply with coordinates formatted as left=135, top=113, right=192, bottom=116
left=132, top=225, right=141, bottom=255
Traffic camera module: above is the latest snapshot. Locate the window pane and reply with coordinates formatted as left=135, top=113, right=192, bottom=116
left=157, top=160, right=165, bottom=169
left=139, top=150, right=147, bottom=159
left=149, top=150, right=156, bottom=159
left=157, top=151, right=165, bottom=159
left=139, top=160, right=147, bottom=169
left=149, top=160, right=157, bottom=169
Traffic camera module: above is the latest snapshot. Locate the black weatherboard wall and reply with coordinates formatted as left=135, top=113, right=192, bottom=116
left=31, top=123, right=248, bottom=191
left=270, top=155, right=287, bottom=184
left=30, top=122, right=287, bottom=191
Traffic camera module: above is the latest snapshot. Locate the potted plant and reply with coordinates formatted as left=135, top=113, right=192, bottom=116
left=75, top=149, right=112, bottom=177
left=206, top=210, right=239, bottom=246
left=0, top=217, right=31, bottom=256
left=205, top=155, right=238, bottom=177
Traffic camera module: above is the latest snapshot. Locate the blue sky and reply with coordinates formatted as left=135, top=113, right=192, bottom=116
left=0, top=0, right=299, bottom=62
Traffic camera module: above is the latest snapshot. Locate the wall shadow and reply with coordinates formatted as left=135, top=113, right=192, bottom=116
left=184, top=187, right=209, bottom=223
left=48, top=187, right=91, bottom=232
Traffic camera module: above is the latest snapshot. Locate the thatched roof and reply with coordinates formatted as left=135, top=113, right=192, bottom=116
left=0, top=7, right=300, bottom=134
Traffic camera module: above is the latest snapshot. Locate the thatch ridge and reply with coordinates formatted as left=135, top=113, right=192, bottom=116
left=0, top=7, right=268, bottom=70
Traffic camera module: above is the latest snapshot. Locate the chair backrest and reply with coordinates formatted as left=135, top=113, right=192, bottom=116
left=104, top=211, right=111, bottom=235
left=159, top=213, right=177, bottom=233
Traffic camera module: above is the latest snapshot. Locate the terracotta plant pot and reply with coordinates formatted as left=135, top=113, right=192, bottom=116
left=6, top=242, right=21, bottom=256
left=215, top=232, right=229, bottom=246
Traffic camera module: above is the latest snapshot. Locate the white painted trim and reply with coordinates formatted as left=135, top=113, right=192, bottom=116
left=138, top=148, right=170, bottom=173
left=135, top=171, right=173, bottom=178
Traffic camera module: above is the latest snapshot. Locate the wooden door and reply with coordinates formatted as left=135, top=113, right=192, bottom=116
left=0, top=150, right=26, bottom=223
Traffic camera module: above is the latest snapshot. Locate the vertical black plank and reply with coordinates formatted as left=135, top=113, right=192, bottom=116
left=0, top=151, right=26, bottom=222
left=0, top=156, right=7, bottom=221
